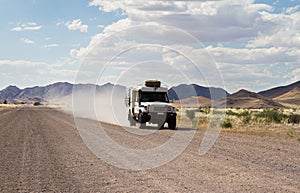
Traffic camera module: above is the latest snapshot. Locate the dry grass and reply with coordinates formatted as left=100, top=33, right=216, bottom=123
left=0, top=104, right=21, bottom=111
left=177, top=107, right=300, bottom=141
left=221, top=125, right=300, bottom=140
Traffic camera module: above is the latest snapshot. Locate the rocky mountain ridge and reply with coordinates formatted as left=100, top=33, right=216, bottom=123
left=0, top=80, right=299, bottom=108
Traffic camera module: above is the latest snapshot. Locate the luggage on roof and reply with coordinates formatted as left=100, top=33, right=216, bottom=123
left=145, top=80, right=161, bottom=87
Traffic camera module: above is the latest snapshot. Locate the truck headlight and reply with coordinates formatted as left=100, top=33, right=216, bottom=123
left=167, top=106, right=172, bottom=111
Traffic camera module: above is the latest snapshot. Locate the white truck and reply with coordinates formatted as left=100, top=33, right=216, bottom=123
left=126, top=80, right=177, bottom=129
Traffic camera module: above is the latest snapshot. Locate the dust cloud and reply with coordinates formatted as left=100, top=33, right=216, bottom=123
left=49, top=85, right=129, bottom=126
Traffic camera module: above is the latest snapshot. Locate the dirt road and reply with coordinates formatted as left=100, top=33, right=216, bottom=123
left=0, top=107, right=299, bottom=192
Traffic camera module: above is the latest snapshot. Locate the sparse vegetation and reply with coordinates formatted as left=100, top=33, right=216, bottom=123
left=287, top=130, right=294, bottom=138
left=178, top=107, right=300, bottom=140
left=222, top=119, right=233, bottom=128
left=34, top=102, right=42, bottom=106
left=225, top=109, right=300, bottom=125
left=3, top=100, right=7, bottom=104
left=288, top=114, right=300, bottom=124
left=226, top=110, right=239, bottom=116
left=241, top=111, right=251, bottom=124
left=200, top=107, right=210, bottom=114
left=197, top=117, right=208, bottom=125
left=255, top=109, right=285, bottom=123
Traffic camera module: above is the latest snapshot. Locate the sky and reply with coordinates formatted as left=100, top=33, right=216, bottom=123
left=0, top=0, right=299, bottom=93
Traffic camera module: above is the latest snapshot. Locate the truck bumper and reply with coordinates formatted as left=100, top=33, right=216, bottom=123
left=140, top=112, right=176, bottom=124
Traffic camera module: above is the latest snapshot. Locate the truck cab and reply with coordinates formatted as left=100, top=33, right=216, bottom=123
left=127, top=80, right=177, bottom=129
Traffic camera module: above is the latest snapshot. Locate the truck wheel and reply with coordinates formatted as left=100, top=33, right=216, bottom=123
left=128, top=111, right=136, bottom=126
left=159, top=122, right=165, bottom=129
left=129, top=117, right=136, bottom=126
left=168, top=117, right=176, bottom=130
left=138, top=113, right=146, bottom=129
left=139, top=123, right=146, bottom=129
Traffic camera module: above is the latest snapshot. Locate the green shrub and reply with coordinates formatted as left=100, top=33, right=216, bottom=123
left=241, top=111, right=251, bottom=124
left=239, top=111, right=250, bottom=117
left=255, top=109, right=285, bottom=123
left=226, top=110, right=239, bottom=116
left=33, top=102, right=42, bottom=106
left=226, top=110, right=252, bottom=124
left=243, top=114, right=251, bottom=124
left=288, top=114, right=300, bottom=124
left=222, top=119, right=233, bottom=128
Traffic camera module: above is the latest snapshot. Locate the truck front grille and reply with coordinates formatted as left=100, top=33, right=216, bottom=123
left=150, top=106, right=167, bottom=112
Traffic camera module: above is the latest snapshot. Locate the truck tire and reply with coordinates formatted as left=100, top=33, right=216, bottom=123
left=168, top=117, right=176, bottom=130
left=138, top=113, right=146, bottom=129
left=128, top=111, right=136, bottom=126
left=139, top=123, right=146, bottom=129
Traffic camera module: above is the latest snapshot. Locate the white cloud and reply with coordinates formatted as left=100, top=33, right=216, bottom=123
left=70, top=24, right=225, bottom=89
left=284, top=68, right=300, bottom=83
left=0, top=60, right=47, bottom=67
left=20, top=38, right=35, bottom=44
left=56, top=19, right=65, bottom=26
left=43, top=44, right=59, bottom=48
left=103, top=18, right=131, bottom=33
left=70, top=32, right=111, bottom=58
left=205, top=45, right=300, bottom=92
left=247, top=11, right=300, bottom=48
left=65, top=19, right=88, bottom=32
left=0, top=59, right=78, bottom=89
left=11, top=22, right=42, bottom=32
left=284, top=5, right=300, bottom=14
left=97, top=24, right=105, bottom=29
left=89, top=0, right=274, bottom=42
left=207, top=46, right=297, bottom=65
left=70, top=0, right=300, bottom=92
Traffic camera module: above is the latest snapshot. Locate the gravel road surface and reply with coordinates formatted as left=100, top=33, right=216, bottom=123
left=0, top=107, right=299, bottom=192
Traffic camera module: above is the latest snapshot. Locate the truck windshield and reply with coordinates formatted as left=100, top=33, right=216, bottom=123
left=140, top=92, right=169, bottom=103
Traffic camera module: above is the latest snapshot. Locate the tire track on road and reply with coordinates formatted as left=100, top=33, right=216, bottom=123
left=1, top=107, right=299, bottom=192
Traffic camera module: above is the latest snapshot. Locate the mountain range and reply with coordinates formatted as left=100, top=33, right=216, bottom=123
left=0, top=80, right=300, bottom=108
left=216, top=89, right=285, bottom=109
left=168, top=84, right=228, bottom=101
left=0, top=82, right=123, bottom=104
left=216, top=81, right=300, bottom=108
left=258, top=81, right=300, bottom=98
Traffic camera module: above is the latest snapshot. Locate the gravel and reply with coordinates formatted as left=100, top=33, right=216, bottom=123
left=0, top=107, right=299, bottom=192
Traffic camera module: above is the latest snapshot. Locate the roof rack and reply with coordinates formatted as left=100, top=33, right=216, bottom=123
left=145, top=80, right=161, bottom=87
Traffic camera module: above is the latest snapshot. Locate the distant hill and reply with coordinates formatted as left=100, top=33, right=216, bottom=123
left=1, top=80, right=300, bottom=108
left=0, top=82, right=125, bottom=104
left=43, top=82, right=74, bottom=99
left=217, top=89, right=284, bottom=109
left=259, top=80, right=300, bottom=98
left=168, top=84, right=228, bottom=100
left=172, top=96, right=212, bottom=108
left=274, top=87, right=300, bottom=106
left=0, top=86, right=21, bottom=101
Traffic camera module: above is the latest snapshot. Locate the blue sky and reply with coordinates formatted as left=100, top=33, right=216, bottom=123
left=0, top=0, right=124, bottom=62
left=0, top=0, right=299, bottom=93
